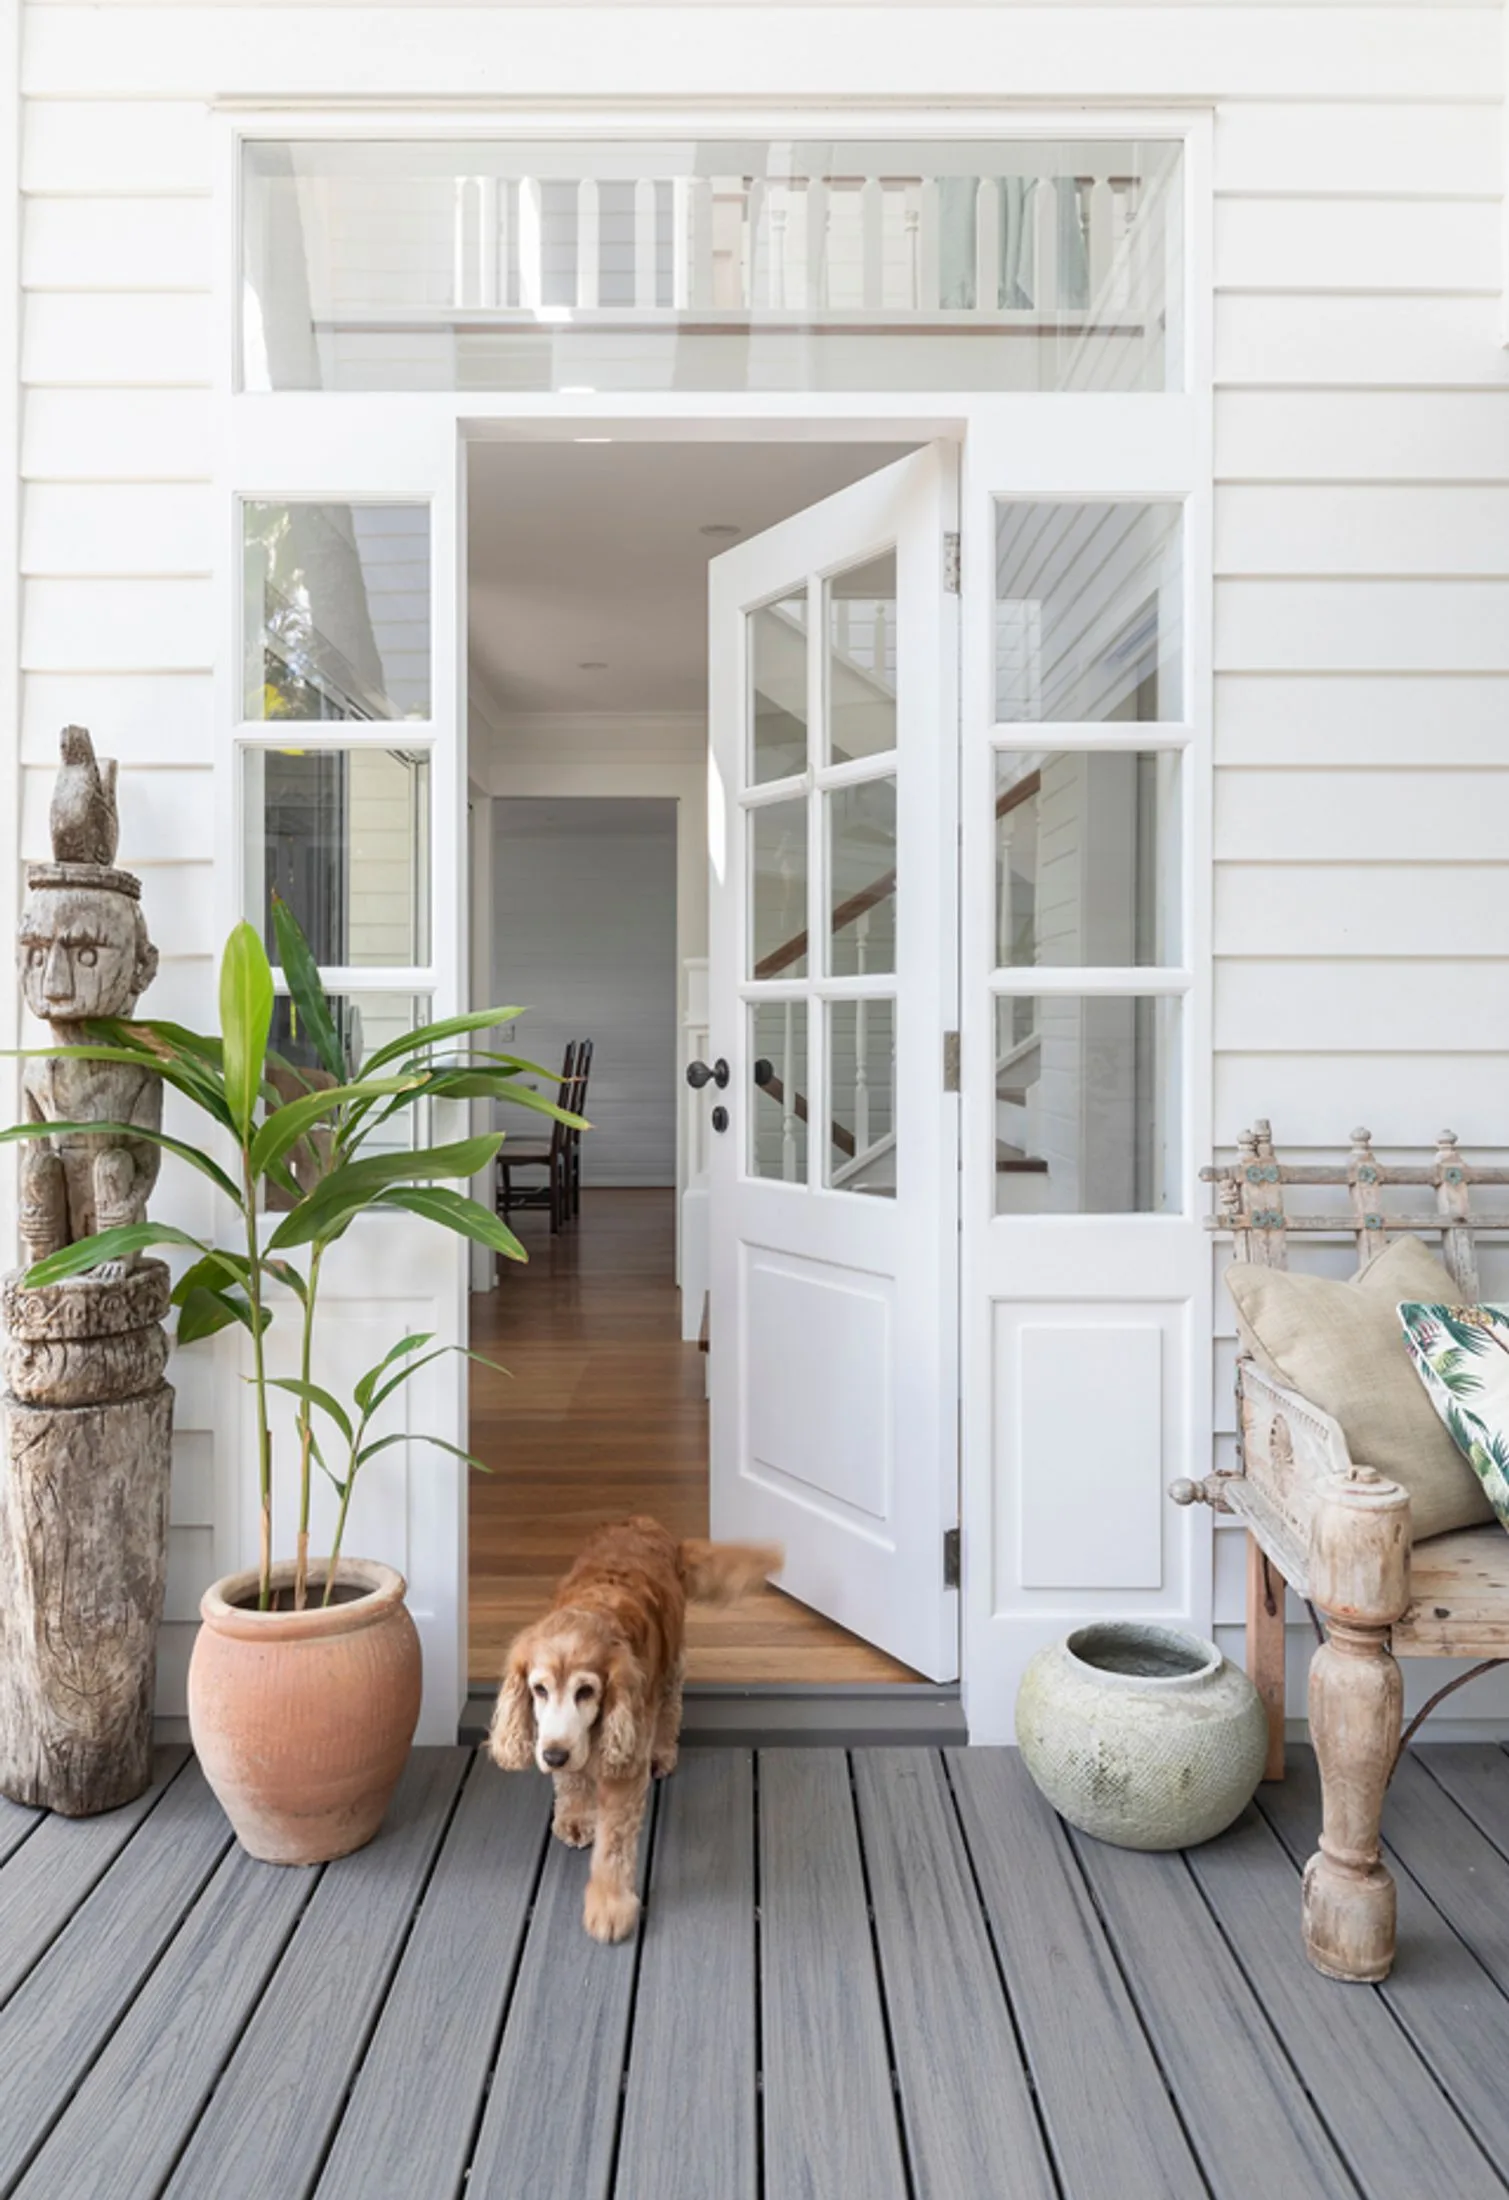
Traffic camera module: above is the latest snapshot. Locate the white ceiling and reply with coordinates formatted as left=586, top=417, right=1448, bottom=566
left=467, top=440, right=914, bottom=718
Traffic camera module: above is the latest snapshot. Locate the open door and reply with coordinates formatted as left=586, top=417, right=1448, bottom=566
left=705, top=446, right=959, bottom=1681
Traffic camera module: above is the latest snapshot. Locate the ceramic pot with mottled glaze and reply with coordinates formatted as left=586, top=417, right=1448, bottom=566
left=188, top=1559, right=421, bottom=1865
left=1016, top=1621, right=1267, bottom=1851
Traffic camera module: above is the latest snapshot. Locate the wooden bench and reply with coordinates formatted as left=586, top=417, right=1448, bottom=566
left=1171, top=1121, right=1509, bottom=1983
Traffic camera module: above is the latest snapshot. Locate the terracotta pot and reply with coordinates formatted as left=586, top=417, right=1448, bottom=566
left=188, top=1558, right=421, bottom=1865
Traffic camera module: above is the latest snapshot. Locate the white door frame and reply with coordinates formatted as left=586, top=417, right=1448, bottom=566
left=211, top=105, right=1211, bottom=1739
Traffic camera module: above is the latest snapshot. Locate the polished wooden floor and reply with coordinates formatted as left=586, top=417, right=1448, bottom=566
left=467, top=1187, right=921, bottom=1687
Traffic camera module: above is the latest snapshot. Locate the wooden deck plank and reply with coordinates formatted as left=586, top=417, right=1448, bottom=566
left=1189, top=1803, right=1503, bottom=2197
left=466, top=1783, right=657, bottom=2200
left=163, top=1748, right=471, bottom=2200
left=1415, top=1742, right=1509, bottom=1859
left=1073, top=1826, right=1357, bottom=2200
left=0, top=1796, right=42, bottom=1871
left=1258, top=1752, right=1509, bottom=2167
left=315, top=1761, right=551, bottom=2200
left=614, top=1752, right=757, bottom=2200
left=1361, top=1752, right=1509, bottom=1994
left=14, top=1844, right=322, bottom=2200
left=853, top=1749, right=1057, bottom=2200
left=758, top=1750, right=908, bottom=2200
left=948, top=1750, right=1207, bottom=2200
left=0, top=1746, right=189, bottom=2009
left=0, top=1760, right=229, bottom=2196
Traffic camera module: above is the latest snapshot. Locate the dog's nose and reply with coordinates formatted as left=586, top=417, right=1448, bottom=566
left=542, top=1746, right=570, bottom=1769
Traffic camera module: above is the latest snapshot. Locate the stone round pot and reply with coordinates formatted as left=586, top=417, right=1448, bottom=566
left=1016, top=1621, right=1267, bottom=1851
left=188, top=1559, right=421, bottom=1866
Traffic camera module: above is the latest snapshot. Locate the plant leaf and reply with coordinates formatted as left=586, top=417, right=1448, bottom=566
left=265, top=1375, right=354, bottom=1445
left=219, top=922, right=275, bottom=1139
left=170, top=1250, right=253, bottom=1303
left=355, top=1430, right=493, bottom=1475
left=0, top=1119, right=242, bottom=1205
left=270, top=894, right=349, bottom=1084
left=176, top=1283, right=265, bottom=1345
left=353, top=1331, right=437, bottom=1414
left=249, top=1075, right=422, bottom=1179
left=360, top=1008, right=527, bottom=1077
left=263, top=1257, right=308, bottom=1304
left=368, top=1342, right=510, bottom=1416
left=24, top=1222, right=209, bottom=1289
left=265, top=1135, right=505, bottom=1251
left=373, top=1183, right=527, bottom=1264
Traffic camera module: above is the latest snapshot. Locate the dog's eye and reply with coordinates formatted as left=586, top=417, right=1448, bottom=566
left=531, top=1682, right=547, bottom=1701
left=574, top=1683, right=596, bottom=1705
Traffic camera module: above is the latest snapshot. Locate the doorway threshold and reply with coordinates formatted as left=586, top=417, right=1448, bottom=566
left=458, top=1681, right=966, bottom=1750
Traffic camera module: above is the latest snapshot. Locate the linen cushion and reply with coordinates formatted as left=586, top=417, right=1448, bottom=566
left=1399, top=1302, right=1509, bottom=1535
left=1224, top=1234, right=1494, bottom=1540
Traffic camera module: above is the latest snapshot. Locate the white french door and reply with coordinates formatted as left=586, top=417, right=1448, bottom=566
left=959, top=398, right=1213, bottom=1741
left=706, top=446, right=960, bottom=1682
left=219, top=399, right=469, bottom=1741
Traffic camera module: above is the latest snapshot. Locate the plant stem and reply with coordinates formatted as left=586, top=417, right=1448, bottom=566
left=242, top=1149, right=273, bottom=1610
left=322, top=1406, right=369, bottom=1608
left=291, top=1243, right=325, bottom=1612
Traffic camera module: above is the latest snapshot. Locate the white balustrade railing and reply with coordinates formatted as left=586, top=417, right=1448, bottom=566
left=429, top=160, right=1169, bottom=326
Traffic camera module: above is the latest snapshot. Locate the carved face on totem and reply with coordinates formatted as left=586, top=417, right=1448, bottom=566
left=17, top=883, right=158, bottom=1026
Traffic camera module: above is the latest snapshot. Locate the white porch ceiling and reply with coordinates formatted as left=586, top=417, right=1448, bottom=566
left=466, top=440, right=913, bottom=718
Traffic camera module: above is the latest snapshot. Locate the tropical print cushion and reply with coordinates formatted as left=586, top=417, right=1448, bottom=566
left=1398, top=1302, right=1509, bottom=1533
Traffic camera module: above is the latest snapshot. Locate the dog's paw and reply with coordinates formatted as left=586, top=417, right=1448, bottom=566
left=650, top=1748, right=678, bottom=1780
left=553, top=1811, right=596, bottom=1848
left=583, top=1881, right=641, bottom=1944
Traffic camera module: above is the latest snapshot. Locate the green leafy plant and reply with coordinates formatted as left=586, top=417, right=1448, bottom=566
left=3, top=897, right=584, bottom=1612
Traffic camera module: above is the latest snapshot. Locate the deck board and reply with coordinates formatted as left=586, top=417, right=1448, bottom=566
left=314, top=1757, right=551, bottom=2200
left=1188, top=1803, right=1504, bottom=2197
left=758, top=1750, right=909, bottom=2200
left=164, top=1748, right=471, bottom=2200
left=614, top=1752, right=757, bottom=2200
left=1259, top=1752, right=1509, bottom=2170
left=854, top=1748, right=1058, bottom=2200
left=947, top=1749, right=1208, bottom=2200
left=2, top=1742, right=1505, bottom=2200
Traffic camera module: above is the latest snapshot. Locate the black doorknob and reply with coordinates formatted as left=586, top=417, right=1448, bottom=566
left=686, top=1058, right=730, bottom=1090
left=753, top=1057, right=774, bottom=1088
left=711, top=1105, right=730, bottom=1134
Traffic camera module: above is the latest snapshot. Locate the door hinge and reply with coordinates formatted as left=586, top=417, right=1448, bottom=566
left=942, top=1030, right=961, bottom=1092
left=943, top=532, right=961, bottom=594
left=943, top=1527, right=961, bottom=1589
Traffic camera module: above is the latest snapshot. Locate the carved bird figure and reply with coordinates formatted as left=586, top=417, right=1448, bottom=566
left=50, top=725, right=119, bottom=867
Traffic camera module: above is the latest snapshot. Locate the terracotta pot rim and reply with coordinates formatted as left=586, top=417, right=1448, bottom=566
left=199, top=1557, right=408, bottom=1642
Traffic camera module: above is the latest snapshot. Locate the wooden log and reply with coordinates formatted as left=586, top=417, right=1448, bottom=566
left=0, top=1266, right=174, bottom=1815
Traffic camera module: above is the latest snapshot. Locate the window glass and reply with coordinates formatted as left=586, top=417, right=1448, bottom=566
left=749, top=593, right=808, bottom=785
left=826, top=552, right=896, bottom=765
left=749, top=1000, right=808, bottom=1183
left=246, top=746, right=431, bottom=968
left=244, top=501, right=431, bottom=723
left=827, top=998, right=896, bottom=1198
left=994, top=750, right=1180, bottom=968
left=994, top=503, right=1182, bottom=723
left=993, top=993, right=1181, bottom=1215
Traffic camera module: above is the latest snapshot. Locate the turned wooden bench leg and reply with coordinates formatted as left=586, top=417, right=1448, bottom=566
left=1302, top=1467, right=1410, bottom=1984
left=1246, top=1533, right=1287, bottom=1782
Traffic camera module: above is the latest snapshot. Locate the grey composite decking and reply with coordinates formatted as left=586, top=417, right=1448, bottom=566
left=3, top=1746, right=1509, bottom=2200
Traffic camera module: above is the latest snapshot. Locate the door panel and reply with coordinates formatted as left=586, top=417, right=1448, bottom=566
left=707, top=445, right=959, bottom=1682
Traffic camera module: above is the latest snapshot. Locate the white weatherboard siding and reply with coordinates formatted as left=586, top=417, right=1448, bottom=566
left=6, top=1, right=1507, bottom=1731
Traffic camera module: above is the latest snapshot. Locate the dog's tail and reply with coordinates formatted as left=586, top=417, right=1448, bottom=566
left=677, top=1538, right=784, bottom=1605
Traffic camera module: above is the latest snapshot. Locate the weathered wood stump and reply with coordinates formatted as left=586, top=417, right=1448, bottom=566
left=0, top=1264, right=174, bottom=1816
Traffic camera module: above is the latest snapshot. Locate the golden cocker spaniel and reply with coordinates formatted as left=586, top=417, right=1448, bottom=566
left=488, top=1516, right=782, bottom=1942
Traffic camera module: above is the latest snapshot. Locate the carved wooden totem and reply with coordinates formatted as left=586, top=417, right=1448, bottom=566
left=1, top=728, right=175, bottom=1813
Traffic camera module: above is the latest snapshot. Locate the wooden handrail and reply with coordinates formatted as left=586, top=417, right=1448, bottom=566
left=754, top=866, right=896, bottom=983
left=995, top=767, right=1042, bottom=820
left=757, top=1069, right=856, bottom=1160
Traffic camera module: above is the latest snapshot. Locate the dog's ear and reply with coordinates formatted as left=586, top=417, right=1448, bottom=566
left=598, top=1643, right=646, bottom=1777
left=488, top=1633, right=536, bottom=1771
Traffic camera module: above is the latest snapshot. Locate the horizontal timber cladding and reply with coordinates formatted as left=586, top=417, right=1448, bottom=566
left=13, top=5, right=1508, bottom=1726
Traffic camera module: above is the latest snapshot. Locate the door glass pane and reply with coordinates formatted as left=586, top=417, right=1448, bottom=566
left=749, top=593, right=808, bottom=784
left=265, top=990, right=428, bottom=1203
left=994, top=503, right=1182, bottom=723
left=828, top=778, right=896, bottom=977
left=993, top=993, right=1180, bottom=1215
left=827, top=552, right=896, bottom=764
left=995, top=750, right=1180, bottom=968
left=749, top=1001, right=808, bottom=1183
left=246, top=747, right=432, bottom=967
left=828, top=998, right=896, bottom=1198
left=750, top=798, right=808, bottom=980
left=244, top=501, right=431, bottom=724
left=245, top=137, right=1182, bottom=395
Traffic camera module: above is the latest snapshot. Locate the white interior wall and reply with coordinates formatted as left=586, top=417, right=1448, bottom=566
left=491, top=796, right=678, bottom=1189
left=6, top=1, right=1507, bottom=1727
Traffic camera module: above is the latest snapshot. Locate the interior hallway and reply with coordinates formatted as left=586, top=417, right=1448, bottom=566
left=468, top=1188, right=921, bottom=1687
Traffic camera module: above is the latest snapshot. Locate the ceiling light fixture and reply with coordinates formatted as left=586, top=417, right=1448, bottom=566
left=574, top=436, right=612, bottom=445
left=578, top=660, right=608, bottom=671
left=699, top=523, right=742, bottom=538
